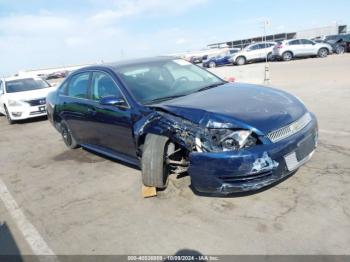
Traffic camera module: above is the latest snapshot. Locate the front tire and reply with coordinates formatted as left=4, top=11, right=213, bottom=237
left=282, top=51, right=293, bottom=61
left=235, top=56, right=246, bottom=66
left=60, top=121, right=79, bottom=149
left=4, top=106, right=14, bottom=125
left=141, top=134, right=173, bottom=189
left=318, top=48, right=328, bottom=58
left=335, top=45, right=345, bottom=54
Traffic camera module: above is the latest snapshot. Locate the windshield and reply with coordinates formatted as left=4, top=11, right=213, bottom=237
left=6, top=78, right=50, bottom=93
left=117, top=59, right=225, bottom=104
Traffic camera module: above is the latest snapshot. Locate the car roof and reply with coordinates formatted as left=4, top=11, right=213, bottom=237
left=247, top=41, right=276, bottom=46
left=4, top=76, right=38, bottom=82
left=76, top=56, right=178, bottom=73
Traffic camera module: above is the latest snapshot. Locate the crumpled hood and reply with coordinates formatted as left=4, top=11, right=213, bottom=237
left=153, top=83, right=307, bottom=134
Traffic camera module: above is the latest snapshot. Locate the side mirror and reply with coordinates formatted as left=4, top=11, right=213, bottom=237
left=100, top=96, right=127, bottom=107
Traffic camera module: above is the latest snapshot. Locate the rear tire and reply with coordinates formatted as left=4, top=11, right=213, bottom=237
left=267, top=52, right=274, bottom=61
left=282, top=51, right=293, bottom=61
left=208, top=61, right=216, bottom=68
left=318, top=48, right=328, bottom=58
left=141, top=134, right=173, bottom=189
left=235, top=56, right=246, bottom=66
left=61, top=121, right=79, bottom=149
left=4, top=106, right=14, bottom=125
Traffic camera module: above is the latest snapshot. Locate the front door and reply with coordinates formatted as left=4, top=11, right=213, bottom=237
left=86, top=71, right=136, bottom=157
left=300, top=39, right=317, bottom=55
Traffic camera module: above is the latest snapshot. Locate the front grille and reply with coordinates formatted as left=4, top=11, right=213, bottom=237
left=267, top=113, right=312, bottom=143
left=25, top=98, right=46, bottom=106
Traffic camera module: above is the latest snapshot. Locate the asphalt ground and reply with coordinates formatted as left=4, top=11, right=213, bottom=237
left=0, top=54, right=349, bottom=256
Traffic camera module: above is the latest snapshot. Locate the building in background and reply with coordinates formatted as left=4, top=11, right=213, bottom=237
left=15, top=63, right=98, bottom=78
left=208, top=24, right=348, bottom=49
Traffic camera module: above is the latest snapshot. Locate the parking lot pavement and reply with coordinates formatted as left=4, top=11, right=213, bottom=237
left=208, top=62, right=266, bottom=84
left=0, top=54, right=350, bottom=255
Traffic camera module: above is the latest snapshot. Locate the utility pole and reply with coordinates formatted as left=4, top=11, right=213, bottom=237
left=263, top=20, right=271, bottom=85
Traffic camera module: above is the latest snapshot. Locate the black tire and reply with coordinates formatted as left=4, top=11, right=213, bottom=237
left=141, top=134, right=172, bottom=189
left=60, top=121, right=79, bottom=149
left=267, top=52, right=274, bottom=61
left=208, top=61, right=216, bottom=68
left=318, top=48, right=328, bottom=58
left=282, top=51, right=293, bottom=61
left=4, top=106, right=14, bottom=125
left=235, top=56, right=246, bottom=66
left=335, top=45, right=345, bottom=54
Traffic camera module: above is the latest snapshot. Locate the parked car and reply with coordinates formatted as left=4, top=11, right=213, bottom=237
left=47, top=57, right=318, bottom=195
left=46, top=71, right=68, bottom=80
left=311, top=38, right=346, bottom=55
left=190, top=56, right=203, bottom=64
left=324, top=34, right=350, bottom=54
left=272, top=39, right=332, bottom=61
left=202, top=48, right=240, bottom=68
left=229, top=42, right=277, bottom=66
left=0, top=76, right=55, bottom=124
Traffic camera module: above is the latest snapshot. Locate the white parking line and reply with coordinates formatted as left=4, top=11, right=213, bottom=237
left=0, top=177, right=56, bottom=256
left=319, top=129, right=350, bottom=137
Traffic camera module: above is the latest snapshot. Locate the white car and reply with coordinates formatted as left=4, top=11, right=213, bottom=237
left=230, top=42, right=277, bottom=66
left=272, top=39, right=333, bottom=61
left=0, top=76, right=55, bottom=124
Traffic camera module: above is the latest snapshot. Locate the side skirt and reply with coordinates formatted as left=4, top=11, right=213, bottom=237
left=81, top=144, right=140, bottom=167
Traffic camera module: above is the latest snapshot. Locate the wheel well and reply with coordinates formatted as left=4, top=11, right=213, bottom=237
left=236, top=56, right=246, bottom=61
left=137, top=133, right=189, bottom=165
left=318, top=47, right=329, bottom=53
left=282, top=51, right=293, bottom=57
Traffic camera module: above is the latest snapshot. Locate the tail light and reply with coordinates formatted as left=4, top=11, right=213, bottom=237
left=276, top=44, right=283, bottom=49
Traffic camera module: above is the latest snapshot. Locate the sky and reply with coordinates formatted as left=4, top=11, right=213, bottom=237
left=0, top=0, right=349, bottom=75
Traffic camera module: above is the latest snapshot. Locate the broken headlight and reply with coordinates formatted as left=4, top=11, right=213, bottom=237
left=199, top=129, right=257, bottom=152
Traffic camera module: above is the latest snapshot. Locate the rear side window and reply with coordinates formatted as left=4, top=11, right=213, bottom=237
left=91, top=72, right=124, bottom=101
left=301, top=39, right=314, bottom=45
left=289, top=40, right=301, bottom=45
left=248, top=44, right=259, bottom=50
left=67, top=72, right=90, bottom=99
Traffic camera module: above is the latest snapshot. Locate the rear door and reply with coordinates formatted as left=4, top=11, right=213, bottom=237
left=59, top=72, right=92, bottom=144
left=246, top=44, right=261, bottom=60
left=258, top=43, right=272, bottom=59
left=86, top=71, right=136, bottom=157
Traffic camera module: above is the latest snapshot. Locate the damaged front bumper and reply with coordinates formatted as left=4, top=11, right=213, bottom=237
left=188, top=115, right=318, bottom=194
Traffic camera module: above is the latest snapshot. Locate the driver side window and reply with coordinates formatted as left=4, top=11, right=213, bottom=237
left=91, top=72, right=124, bottom=101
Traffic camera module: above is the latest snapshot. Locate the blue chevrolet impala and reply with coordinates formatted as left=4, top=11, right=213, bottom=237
left=46, top=57, right=318, bottom=195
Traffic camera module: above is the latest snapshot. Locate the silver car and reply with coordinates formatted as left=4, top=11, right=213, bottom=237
left=229, top=42, right=277, bottom=66
left=272, top=39, right=333, bottom=61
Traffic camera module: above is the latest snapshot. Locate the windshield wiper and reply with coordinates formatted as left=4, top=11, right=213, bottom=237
left=144, top=94, right=188, bottom=105
left=195, top=82, right=226, bottom=93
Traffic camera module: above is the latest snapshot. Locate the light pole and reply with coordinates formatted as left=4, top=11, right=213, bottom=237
left=263, top=20, right=271, bottom=84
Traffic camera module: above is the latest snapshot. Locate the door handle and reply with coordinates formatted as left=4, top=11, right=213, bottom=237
left=87, top=107, right=97, bottom=115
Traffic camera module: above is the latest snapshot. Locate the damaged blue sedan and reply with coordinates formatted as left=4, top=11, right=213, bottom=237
left=47, top=57, right=318, bottom=195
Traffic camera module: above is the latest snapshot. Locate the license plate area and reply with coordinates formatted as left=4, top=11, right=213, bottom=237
left=284, top=133, right=316, bottom=171
left=296, top=134, right=316, bottom=161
